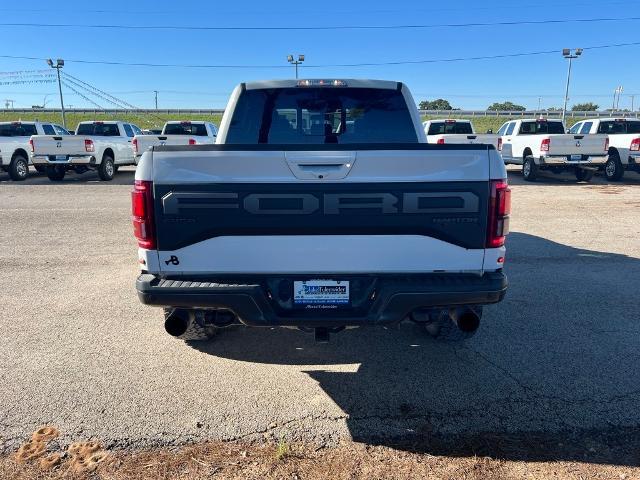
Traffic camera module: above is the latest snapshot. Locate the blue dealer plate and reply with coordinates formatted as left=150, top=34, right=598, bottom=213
left=293, top=280, right=350, bottom=305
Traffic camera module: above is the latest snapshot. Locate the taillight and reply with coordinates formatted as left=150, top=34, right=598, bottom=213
left=29, top=138, right=34, bottom=152
left=487, top=180, right=511, bottom=249
left=630, top=137, right=640, bottom=151
left=188, top=138, right=196, bottom=145
left=132, top=137, right=138, bottom=153
left=497, top=137, right=503, bottom=151
left=84, top=139, right=94, bottom=152
left=131, top=180, right=156, bottom=249
left=436, top=137, right=445, bottom=145
left=540, top=138, right=550, bottom=152
left=604, top=137, right=609, bottom=152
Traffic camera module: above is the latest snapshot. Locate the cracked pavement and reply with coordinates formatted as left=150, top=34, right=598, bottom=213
left=1, top=166, right=639, bottom=458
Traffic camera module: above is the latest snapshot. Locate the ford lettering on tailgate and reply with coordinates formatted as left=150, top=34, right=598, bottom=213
left=153, top=182, right=488, bottom=251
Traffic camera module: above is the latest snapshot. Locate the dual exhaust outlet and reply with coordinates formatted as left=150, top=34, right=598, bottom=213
left=163, top=306, right=481, bottom=341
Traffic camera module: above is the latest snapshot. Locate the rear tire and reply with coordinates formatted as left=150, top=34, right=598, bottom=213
left=605, top=153, right=624, bottom=181
left=46, top=165, right=66, bottom=181
left=575, top=168, right=594, bottom=182
left=9, top=155, right=29, bottom=181
left=522, top=156, right=538, bottom=181
left=97, top=155, right=115, bottom=181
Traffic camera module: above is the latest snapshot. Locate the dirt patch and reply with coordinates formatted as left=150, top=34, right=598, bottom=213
left=2, top=436, right=639, bottom=480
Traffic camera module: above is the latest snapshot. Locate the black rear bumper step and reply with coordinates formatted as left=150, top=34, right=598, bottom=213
left=136, top=272, right=507, bottom=327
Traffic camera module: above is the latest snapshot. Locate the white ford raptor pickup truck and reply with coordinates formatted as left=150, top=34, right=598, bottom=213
left=133, top=79, right=510, bottom=342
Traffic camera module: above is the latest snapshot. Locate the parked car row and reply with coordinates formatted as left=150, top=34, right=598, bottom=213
left=3, top=115, right=640, bottom=183
left=423, top=117, right=640, bottom=182
left=0, top=120, right=218, bottom=181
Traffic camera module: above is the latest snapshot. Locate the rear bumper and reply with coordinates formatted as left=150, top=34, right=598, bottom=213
left=540, top=154, right=607, bottom=166
left=136, top=271, right=508, bottom=327
left=31, top=155, right=96, bottom=165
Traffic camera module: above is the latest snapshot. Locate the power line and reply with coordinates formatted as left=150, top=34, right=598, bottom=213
left=2, top=41, right=639, bottom=70
left=2, top=16, right=640, bottom=31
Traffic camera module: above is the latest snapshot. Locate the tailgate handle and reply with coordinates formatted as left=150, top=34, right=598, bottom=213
left=158, top=136, right=167, bottom=140
left=298, top=162, right=345, bottom=170
left=467, top=135, right=477, bottom=139
left=574, top=135, right=584, bottom=139
left=286, top=153, right=356, bottom=180
left=53, top=136, right=63, bottom=140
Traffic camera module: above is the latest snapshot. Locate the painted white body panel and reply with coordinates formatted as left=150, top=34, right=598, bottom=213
left=150, top=148, right=496, bottom=185
left=154, top=235, right=486, bottom=275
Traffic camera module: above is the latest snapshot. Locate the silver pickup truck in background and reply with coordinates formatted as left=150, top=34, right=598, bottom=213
left=133, top=79, right=510, bottom=343
left=132, top=121, right=218, bottom=163
left=30, top=120, right=142, bottom=181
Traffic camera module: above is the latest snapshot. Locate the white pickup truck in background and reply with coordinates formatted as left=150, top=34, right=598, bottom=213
left=0, top=121, right=70, bottom=180
left=30, top=120, right=143, bottom=181
left=423, top=119, right=499, bottom=149
left=497, top=118, right=609, bottom=182
left=569, top=118, right=640, bottom=181
left=132, top=121, right=217, bottom=163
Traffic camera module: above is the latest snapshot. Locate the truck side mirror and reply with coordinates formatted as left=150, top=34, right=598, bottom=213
left=486, top=129, right=493, bottom=134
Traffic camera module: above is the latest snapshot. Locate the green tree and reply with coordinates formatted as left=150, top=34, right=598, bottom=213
left=571, top=102, right=599, bottom=111
left=419, top=99, right=453, bottom=110
left=487, top=101, right=526, bottom=111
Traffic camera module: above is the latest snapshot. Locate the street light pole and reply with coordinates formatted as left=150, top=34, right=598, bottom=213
left=561, top=48, right=582, bottom=124
left=612, top=86, right=623, bottom=112
left=287, top=54, right=305, bottom=79
left=154, top=90, right=158, bottom=110
left=47, top=58, right=66, bottom=128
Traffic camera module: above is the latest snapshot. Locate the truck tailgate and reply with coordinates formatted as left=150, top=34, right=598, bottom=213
left=31, top=135, right=90, bottom=156
left=148, top=144, right=493, bottom=275
left=432, top=134, right=498, bottom=148
left=547, top=134, right=608, bottom=155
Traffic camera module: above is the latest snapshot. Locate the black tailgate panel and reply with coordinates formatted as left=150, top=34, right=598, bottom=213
left=154, top=182, right=489, bottom=251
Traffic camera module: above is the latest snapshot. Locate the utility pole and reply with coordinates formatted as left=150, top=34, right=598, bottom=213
left=631, top=95, right=635, bottom=113
left=561, top=48, right=582, bottom=124
left=4, top=99, right=15, bottom=109
left=538, top=96, right=542, bottom=111
left=154, top=90, right=158, bottom=110
left=287, top=54, right=305, bottom=79
left=47, top=58, right=66, bottom=128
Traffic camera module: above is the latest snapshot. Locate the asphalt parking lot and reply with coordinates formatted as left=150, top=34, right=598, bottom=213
left=1, top=166, right=639, bottom=464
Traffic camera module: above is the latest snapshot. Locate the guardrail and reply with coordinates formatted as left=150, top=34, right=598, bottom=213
left=418, top=110, right=639, bottom=118
left=1, top=108, right=638, bottom=118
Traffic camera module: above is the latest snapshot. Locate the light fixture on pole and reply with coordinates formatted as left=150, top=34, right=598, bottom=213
left=561, top=48, right=582, bottom=124
left=47, top=58, right=66, bottom=128
left=287, top=54, right=305, bottom=79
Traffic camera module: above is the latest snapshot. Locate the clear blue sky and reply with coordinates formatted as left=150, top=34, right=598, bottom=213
left=0, top=0, right=638, bottom=110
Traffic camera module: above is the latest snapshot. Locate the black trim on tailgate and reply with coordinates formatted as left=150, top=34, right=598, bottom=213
left=153, top=181, right=490, bottom=251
